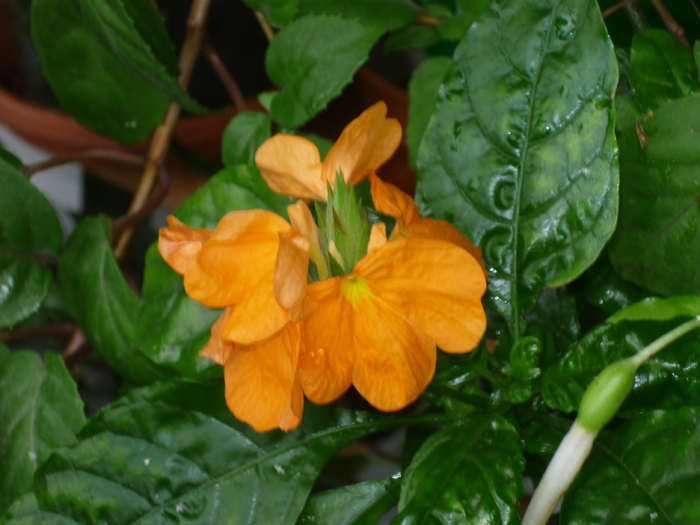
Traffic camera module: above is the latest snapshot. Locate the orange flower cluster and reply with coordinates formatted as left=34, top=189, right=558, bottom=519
left=159, top=103, right=487, bottom=432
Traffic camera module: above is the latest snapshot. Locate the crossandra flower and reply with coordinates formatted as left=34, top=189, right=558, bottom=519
left=158, top=210, right=309, bottom=432
left=255, top=102, right=402, bottom=201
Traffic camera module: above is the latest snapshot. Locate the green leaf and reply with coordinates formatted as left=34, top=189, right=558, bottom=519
left=438, top=0, right=490, bottom=41
left=608, top=95, right=700, bottom=296
left=561, top=408, right=700, bottom=525
left=267, top=15, right=383, bottom=128
left=297, top=0, right=417, bottom=31
left=29, top=379, right=411, bottom=524
left=0, top=158, right=62, bottom=330
left=2, top=493, right=80, bottom=525
left=0, top=351, right=85, bottom=514
left=578, top=257, right=649, bottom=316
left=222, top=111, right=272, bottom=167
left=59, top=218, right=171, bottom=384
left=629, top=29, right=699, bottom=111
left=393, top=416, right=524, bottom=524
left=407, top=57, right=452, bottom=167
left=241, top=0, right=299, bottom=27
left=297, top=476, right=401, bottom=524
left=134, top=166, right=292, bottom=379
left=416, top=0, right=619, bottom=338
left=31, top=0, right=202, bottom=144
left=0, top=147, right=23, bottom=171
left=384, top=25, right=441, bottom=53
left=541, top=320, right=700, bottom=413
left=608, top=296, right=700, bottom=324
left=524, top=288, right=580, bottom=360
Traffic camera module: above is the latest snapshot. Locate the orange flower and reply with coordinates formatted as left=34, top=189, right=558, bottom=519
left=255, top=102, right=402, bottom=201
left=298, top=237, right=487, bottom=412
left=369, top=173, right=488, bottom=277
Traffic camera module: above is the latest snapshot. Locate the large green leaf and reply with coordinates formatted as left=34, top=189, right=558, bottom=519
left=134, top=166, right=293, bottom=379
left=628, top=29, right=699, bottom=112
left=297, top=0, right=416, bottom=31
left=0, top=158, right=62, bottom=330
left=241, top=0, right=299, bottom=27
left=31, top=0, right=202, bottom=144
left=608, top=295, right=700, bottom=323
left=541, top=320, right=700, bottom=413
left=392, top=416, right=524, bottom=524
left=608, top=96, right=700, bottom=296
left=560, top=408, right=700, bottom=525
left=0, top=351, right=85, bottom=514
left=297, top=476, right=401, bottom=524
left=438, top=0, right=490, bottom=41
left=222, top=112, right=272, bottom=167
left=416, top=0, right=619, bottom=337
left=267, top=15, right=383, bottom=128
left=28, top=379, right=414, bottom=524
left=59, top=218, right=171, bottom=384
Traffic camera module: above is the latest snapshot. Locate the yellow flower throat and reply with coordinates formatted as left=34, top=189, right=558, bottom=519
left=340, top=276, right=374, bottom=310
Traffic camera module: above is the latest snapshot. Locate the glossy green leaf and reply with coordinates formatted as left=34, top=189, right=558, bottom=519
left=29, top=379, right=410, bottom=524
left=628, top=29, right=699, bottom=111
left=0, top=147, right=22, bottom=171
left=524, top=288, right=581, bottom=359
left=438, top=0, right=490, bottom=41
left=393, top=416, right=524, bottom=524
left=134, top=166, right=292, bottom=379
left=31, top=0, right=202, bottom=144
left=416, top=0, right=619, bottom=337
left=384, top=25, right=441, bottom=53
left=407, top=56, right=452, bottom=167
left=0, top=158, right=62, bottom=330
left=2, top=493, right=78, bottom=525
left=241, top=0, right=299, bottom=27
left=0, top=351, right=85, bottom=514
left=608, top=96, right=700, bottom=296
left=297, top=476, right=401, bottom=524
left=578, top=257, right=649, bottom=316
left=561, top=408, right=700, bottom=525
left=541, top=320, right=700, bottom=413
left=222, top=111, right=272, bottom=167
left=267, top=15, right=383, bottom=128
left=608, top=295, right=700, bottom=324
left=59, top=218, right=171, bottom=384
left=297, top=0, right=416, bottom=31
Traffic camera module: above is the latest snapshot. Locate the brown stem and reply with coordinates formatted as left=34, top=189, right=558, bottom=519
left=23, top=149, right=145, bottom=177
left=63, top=328, right=92, bottom=370
left=254, top=10, right=275, bottom=42
left=415, top=12, right=443, bottom=27
left=649, top=0, right=692, bottom=48
left=0, top=248, right=59, bottom=266
left=113, top=0, right=212, bottom=261
left=201, top=35, right=248, bottom=112
left=689, top=0, right=700, bottom=20
left=602, top=0, right=641, bottom=18
left=0, top=323, right=76, bottom=344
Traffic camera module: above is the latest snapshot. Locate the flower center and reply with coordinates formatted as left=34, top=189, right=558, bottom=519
left=340, top=276, right=374, bottom=309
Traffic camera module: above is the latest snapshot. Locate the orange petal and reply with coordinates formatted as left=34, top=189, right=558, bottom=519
left=355, top=238, right=487, bottom=353
left=200, top=307, right=236, bottom=366
left=224, top=322, right=304, bottom=432
left=298, top=278, right=355, bottom=404
left=367, top=223, right=387, bottom=252
left=369, top=173, right=420, bottom=225
left=255, top=134, right=326, bottom=200
left=288, top=200, right=320, bottom=250
left=158, top=216, right=213, bottom=275
left=322, top=102, right=399, bottom=187
left=183, top=210, right=291, bottom=308
left=274, top=233, right=310, bottom=321
left=352, top=298, right=436, bottom=411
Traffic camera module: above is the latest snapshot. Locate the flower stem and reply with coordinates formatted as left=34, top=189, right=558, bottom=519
left=629, top=316, right=700, bottom=368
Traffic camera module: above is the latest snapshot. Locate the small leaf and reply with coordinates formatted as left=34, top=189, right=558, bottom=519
left=297, top=476, right=401, bottom=524
left=297, top=0, right=417, bottom=31
left=0, top=351, right=85, bottom=514
left=393, top=416, right=524, bottom=524
left=561, top=408, right=700, bottom=525
left=629, top=29, right=699, bottom=111
left=31, top=0, right=202, bottom=144
left=59, top=218, right=171, bottom=384
left=438, top=0, right=490, bottom=41
left=29, top=379, right=409, bottom=524
left=416, top=0, right=619, bottom=337
left=384, top=25, right=441, bottom=53
left=0, top=158, right=62, bottom=330
left=267, top=15, right=383, bottom=128
left=241, top=0, right=299, bottom=27
left=608, top=96, right=700, bottom=296
left=608, top=296, right=700, bottom=324
left=541, top=320, right=700, bottom=413
left=407, top=56, right=452, bottom=167
left=222, top=111, right=272, bottom=167
left=134, top=166, right=292, bottom=379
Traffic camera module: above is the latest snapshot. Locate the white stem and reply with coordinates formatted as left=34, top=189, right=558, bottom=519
left=522, top=422, right=597, bottom=525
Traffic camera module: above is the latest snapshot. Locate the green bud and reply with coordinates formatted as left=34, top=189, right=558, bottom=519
left=577, top=359, right=637, bottom=433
